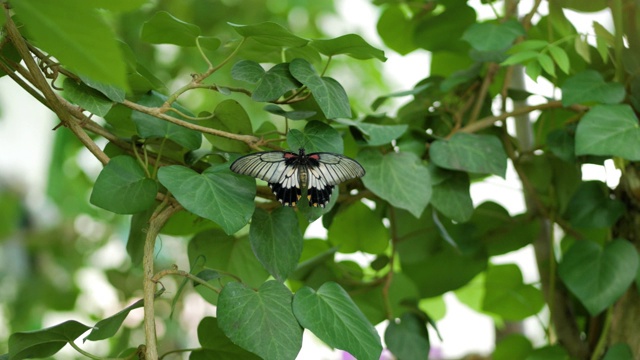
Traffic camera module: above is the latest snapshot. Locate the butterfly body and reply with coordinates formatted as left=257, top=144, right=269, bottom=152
left=230, top=148, right=365, bottom=207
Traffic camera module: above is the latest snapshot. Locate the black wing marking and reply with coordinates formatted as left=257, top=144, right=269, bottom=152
left=305, top=153, right=365, bottom=207
left=230, top=151, right=302, bottom=206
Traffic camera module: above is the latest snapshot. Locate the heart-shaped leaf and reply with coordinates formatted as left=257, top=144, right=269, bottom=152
left=11, top=0, right=128, bottom=89
left=564, top=181, right=625, bottom=229
left=358, top=149, right=431, bottom=218
left=561, top=70, right=625, bottom=106
left=430, top=133, right=507, bottom=178
left=575, top=104, right=640, bottom=161
left=229, top=22, right=308, bottom=47
left=429, top=167, right=473, bottom=223
left=188, top=230, right=269, bottom=304
left=9, top=321, right=91, bottom=360
left=191, top=317, right=261, bottom=360
left=310, top=34, right=386, bottom=61
left=131, top=91, right=202, bottom=150
left=334, top=118, right=408, bottom=146
left=157, top=164, right=255, bottom=234
left=63, top=78, right=113, bottom=116
left=231, top=60, right=265, bottom=83
left=253, top=63, right=300, bottom=102
left=327, top=201, right=388, bottom=254
left=203, top=99, right=253, bottom=153
left=293, top=282, right=382, bottom=360
left=141, top=11, right=201, bottom=46
left=289, top=58, right=351, bottom=119
left=90, top=155, right=158, bottom=214
left=385, top=313, right=430, bottom=360
left=482, top=264, right=545, bottom=320
left=463, top=19, right=524, bottom=52
left=217, top=281, right=303, bottom=360
left=559, top=239, right=639, bottom=315
left=286, top=120, right=343, bottom=153
left=249, top=207, right=303, bottom=281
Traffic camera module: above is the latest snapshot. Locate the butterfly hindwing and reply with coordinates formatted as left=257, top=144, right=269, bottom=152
left=230, top=148, right=365, bottom=207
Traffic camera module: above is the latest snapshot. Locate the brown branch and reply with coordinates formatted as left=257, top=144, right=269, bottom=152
left=468, top=63, right=500, bottom=123
left=121, top=99, right=275, bottom=151
left=3, top=9, right=109, bottom=165
left=459, top=101, right=587, bottom=134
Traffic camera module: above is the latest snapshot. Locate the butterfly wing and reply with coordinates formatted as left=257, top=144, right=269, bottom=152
left=230, top=151, right=302, bottom=206
left=306, top=152, right=366, bottom=207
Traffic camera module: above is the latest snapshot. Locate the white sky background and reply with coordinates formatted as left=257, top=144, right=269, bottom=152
left=0, top=1, right=622, bottom=359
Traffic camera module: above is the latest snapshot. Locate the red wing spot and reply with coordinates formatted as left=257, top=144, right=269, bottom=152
left=284, top=153, right=297, bottom=159
left=309, top=154, right=320, bottom=160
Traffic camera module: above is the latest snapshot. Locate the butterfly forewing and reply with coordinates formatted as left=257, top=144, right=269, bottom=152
left=230, top=148, right=365, bottom=207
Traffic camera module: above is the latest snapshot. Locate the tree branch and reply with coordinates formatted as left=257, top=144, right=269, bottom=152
left=143, top=202, right=181, bottom=360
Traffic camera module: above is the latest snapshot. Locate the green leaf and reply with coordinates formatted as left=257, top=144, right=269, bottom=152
left=462, top=20, right=525, bottom=52
left=358, top=149, right=431, bottom=218
left=131, top=91, right=202, bottom=150
left=192, top=317, right=261, bottom=360
left=575, top=104, right=640, bottom=161
left=602, top=343, right=634, bottom=360
left=249, top=207, right=303, bottom=281
left=525, top=59, right=542, bottom=81
left=559, top=239, right=639, bottom=316
left=371, top=83, right=432, bottom=111
left=293, top=282, right=382, bottom=360
left=430, top=133, right=507, bottom=178
left=593, top=21, right=613, bottom=63
left=564, top=181, right=625, bottom=229
left=508, top=40, right=549, bottom=53
left=218, top=281, right=303, bottom=360
left=85, top=298, right=144, bottom=341
left=328, top=202, right=388, bottom=254
left=252, top=63, right=300, bottom=102
left=188, top=230, right=269, bottom=299
left=229, top=22, right=308, bottom=47
left=537, top=53, right=555, bottom=76
left=310, top=34, right=386, bottom=61
left=385, top=313, right=430, bottom=360
left=94, top=0, right=146, bottom=11
left=63, top=78, right=113, bottom=116
left=429, top=167, right=473, bottom=223
left=263, top=105, right=316, bottom=120
left=548, top=45, right=570, bottom=73
left=413, top=1, right=476, bottom=52
left=11, top=0, right=127, bottom=89
left=127, top=206, right=156, bottom=265
left=158, top=164, right=256, bottom=234
left=526, top=345, right=569, bottom=360
left=574, top=35, right=591, bottom=64
left=9, top=320, right=91, bottom=360
left=493, top=334, right=532, bottom=360
left=482, top=264, right=545, bottom=320
left=501, top=51, right=540, bottom=66
left=289, top=58, right=351, bottom=119
left=203, top=100, right=253, bottom=153
left=78, top=74, right=126, bottom=103
left=198, top=36, right=222, bottom=51
left=286, top=120, right=343, bottom=153
left=561, top=70, right=625, bottom=106
left=397, top=208, right=487, bottom=297
left=141, top=11, right=201, bottom=46
left=376, top=5, right=416, bottom=55
left=231, top=60, right=265, bottom=83
left=90, top=156, right=158, bottom=214
left=333, top=118, right=408, bottom=146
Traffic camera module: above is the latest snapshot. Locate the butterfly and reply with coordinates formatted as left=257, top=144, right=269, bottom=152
left=230, top=148, right=365, bottom=207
